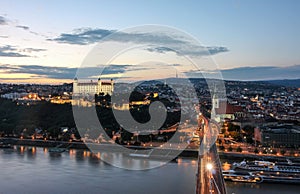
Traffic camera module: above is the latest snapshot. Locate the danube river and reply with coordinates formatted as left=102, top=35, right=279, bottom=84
left=0, top=146, right=299, bottom=194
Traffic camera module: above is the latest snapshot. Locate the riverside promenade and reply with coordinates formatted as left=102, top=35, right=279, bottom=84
left=2, top=137, right=300, bottom=162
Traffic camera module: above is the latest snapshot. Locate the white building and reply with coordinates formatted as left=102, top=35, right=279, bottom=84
left=1, top=92, right=40, bottom=101
left=73, top=78, right=114, bottom=95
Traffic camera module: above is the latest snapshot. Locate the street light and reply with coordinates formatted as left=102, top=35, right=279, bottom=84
left=206, top=163, right=213, bottom=171
left=206, top=162, right=214, bottom=194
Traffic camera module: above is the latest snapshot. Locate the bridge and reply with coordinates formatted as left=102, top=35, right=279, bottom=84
left=196, top=114, right=227, bottom=194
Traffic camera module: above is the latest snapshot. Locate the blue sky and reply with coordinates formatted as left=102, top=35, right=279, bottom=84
left=0, top=0, right=299, bottom=83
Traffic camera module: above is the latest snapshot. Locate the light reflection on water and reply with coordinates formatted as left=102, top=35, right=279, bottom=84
left=0, top=147, right=300, bottom=194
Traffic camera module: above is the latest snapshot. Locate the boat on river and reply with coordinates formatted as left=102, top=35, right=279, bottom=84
left=231, top=160, right=300, bottom=184
left=223, top=170, right=263, bottom=183
left=48, top=143, right=73, bottom=154
left=233, top=160, right=300, bottom=173
left=252, top=171, right=300, bottom=184
left=48, top=147, right=66, bottom=153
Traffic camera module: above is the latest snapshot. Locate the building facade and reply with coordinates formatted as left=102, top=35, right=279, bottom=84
left=73, top=78, right=114, bottom=95
left=212, top=97, right=244, bottom=122
left=254, top=125, right=300, bottom=147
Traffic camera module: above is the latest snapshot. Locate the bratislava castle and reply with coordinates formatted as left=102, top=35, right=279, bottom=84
left=73, top=78, right=114, bottom=95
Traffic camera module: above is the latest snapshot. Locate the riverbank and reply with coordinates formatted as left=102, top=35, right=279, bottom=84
left=2, top=137, right=300, bottom=162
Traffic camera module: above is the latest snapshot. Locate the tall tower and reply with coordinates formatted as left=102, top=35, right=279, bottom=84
left=110, top=79, right=114, bottom=94
left=212, top=94, right=219, bottom=109
left=211, top=93, right=219, bottom=120
left=97, top=78, right=101, bottom=94
left=73, top=77, right=78, bottom=94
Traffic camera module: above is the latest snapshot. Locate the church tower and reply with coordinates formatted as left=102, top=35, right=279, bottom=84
left=211, top=93, right=219, bottom=119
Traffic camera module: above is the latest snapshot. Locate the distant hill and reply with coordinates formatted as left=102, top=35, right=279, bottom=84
left=264, top=79, right=300, bottom=88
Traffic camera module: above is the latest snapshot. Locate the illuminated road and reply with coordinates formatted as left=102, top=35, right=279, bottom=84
left=196, top=115, right=227, bottom=194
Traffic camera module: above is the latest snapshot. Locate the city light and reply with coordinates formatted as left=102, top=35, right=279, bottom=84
left=206, top=163, right=213, bottom=171
left=0, top=1, right=298, bottom=194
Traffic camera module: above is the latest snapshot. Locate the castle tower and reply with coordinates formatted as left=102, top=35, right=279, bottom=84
left=97, top=78, right=101, bottom=94
left=110, top=79, right=114, bottom=94
left=73, top=77, right=78, bottom=94
left=211, top=93, right=219, bottom=119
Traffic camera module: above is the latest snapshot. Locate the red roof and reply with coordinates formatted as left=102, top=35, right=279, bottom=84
left=215, top=101, right=243, bottom=114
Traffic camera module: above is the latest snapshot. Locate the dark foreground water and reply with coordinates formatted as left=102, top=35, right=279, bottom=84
left=0, top=147, right=300, bottom=194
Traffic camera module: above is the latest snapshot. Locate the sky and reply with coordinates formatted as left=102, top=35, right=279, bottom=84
left=0, top=0, right=300, bottom=84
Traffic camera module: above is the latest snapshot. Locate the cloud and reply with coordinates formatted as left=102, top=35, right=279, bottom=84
left=0, top=64, right=133, bottom=79
left=1, top=64, right=76, bottom=79
left=49, top=28, right=191, bottom=46
left=2, top=63, right=300, bottom=81
left=49, top=28, right=229, bottom=57
left=49, top=28, right=115, bottom=45
left=220, top=65, right=300, bottom=80
left=15, top=25, right=42, bottom=36
left=146, top=46, right=229, bottom=56
left=0, top=15, right=42, bottom=37
left=207, top=46, right=229, bottom=55
left=76, top=64, right=131, bottom=79
left=185, top=65, right=300, bottom=80
left=49, top=28, right=189, bottom=46
left=0, top=45, right=30, bottom=57
left=146, top=47, right=174, bottom=53
left=16, top=25, right=29, bottom=30
left=0, top=45, right=46, bottom=57
left=0, top=16, right=8, bottom=25
left=0, top=77, right=36, bottom=81
left=22, top=48, right=47, bottom=53
left=0, top=64, right=18, bottom=70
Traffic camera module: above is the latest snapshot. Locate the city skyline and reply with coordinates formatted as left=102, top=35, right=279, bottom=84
left=0, top=0, right=300, bottom=84
left=1, top=2, right=300, bottom=194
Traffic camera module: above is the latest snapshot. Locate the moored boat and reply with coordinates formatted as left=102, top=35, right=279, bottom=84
left=230, top=159, right=300, bottom=184
left=223, top=170, right=263, bottom=183
left=48, top=147, right=66, bottom=153
left=233, top=160, right=300, bottom=173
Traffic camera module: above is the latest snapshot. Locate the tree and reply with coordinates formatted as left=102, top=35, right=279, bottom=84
left=114, top=137, right=119, bottom=144
left=228, top=146, right=233, bottom=152
left=236, top=146, right=243, bottom=152
left=227, top=123, right=240, bottom=132
left=245, top=136, right=254, bottom=144
left=263, top=150, right=267, bottom=154
left=280, top=149, right=286, bottom=156
left=120, top=129, right=133, bottom=143
left=218, top=139, right=222, bottom=145
left=229, top=131, right=242, bottom=142
left=243, top=125, right=255, bottom=135
left=254, top=148, right=259, bottom=154
left=219, top=145, right=225, bottom=151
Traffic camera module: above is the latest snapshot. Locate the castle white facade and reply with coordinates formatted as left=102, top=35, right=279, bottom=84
left=73, top=78, right=114, bottom=95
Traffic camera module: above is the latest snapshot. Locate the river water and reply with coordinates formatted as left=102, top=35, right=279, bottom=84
left=0, top=146, right=299, bottom=194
